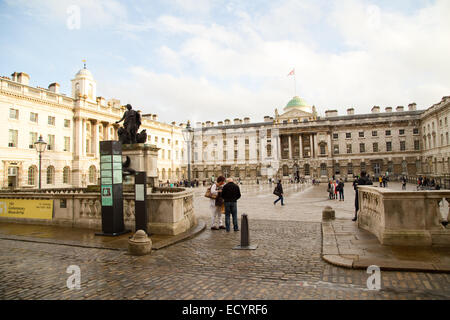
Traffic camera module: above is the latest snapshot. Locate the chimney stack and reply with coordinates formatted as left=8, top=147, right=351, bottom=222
left=48, top=82, right=60, bottom=93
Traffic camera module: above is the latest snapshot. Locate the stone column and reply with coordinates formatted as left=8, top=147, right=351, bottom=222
left=310, top=134, right=314, bottom=158
left=81, top=118, right=86, bottom=156
left=328, top=134, right=332, bottom=157
left=92, top=120, right=99, bottom=158
left=299, top=134, right=303, bottom=158
left=277, top=134, right=281, bottom=160
left=288, top=135, right=292, bottom=159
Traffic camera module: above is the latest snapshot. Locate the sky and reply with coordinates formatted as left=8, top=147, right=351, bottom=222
left=0, top=0, right=449, bottom=125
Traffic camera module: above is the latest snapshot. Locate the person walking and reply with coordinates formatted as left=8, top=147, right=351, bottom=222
left=402, top=176, right=407, bottom=190
left=273, top=180, right=284, bottom=206
left=352, top=171, right=373, bottom=221
left=338, top=180, right=345, bottom=201
left=209, top=176, right=226, bottom=230
left=379, top=176, right=383, bottom=187
left=221, top=178, right=241, bottom=232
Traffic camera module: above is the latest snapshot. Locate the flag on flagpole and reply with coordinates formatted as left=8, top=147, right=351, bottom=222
left=287, top=69, right=295, bottom=76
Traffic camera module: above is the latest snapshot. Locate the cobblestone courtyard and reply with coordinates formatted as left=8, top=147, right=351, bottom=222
left=0, top=182, right=449, bottom=300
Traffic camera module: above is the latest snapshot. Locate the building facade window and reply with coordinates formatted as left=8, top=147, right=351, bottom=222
left=304, top=164, right=310, bottom=176
left=372, top=131, right=377, bottom=137
left=399, top=129, right=405, bottom=135
left=400, top=141, right=406, bottom=151
left=9, top=108, right=19, bottom=119
left=29, top=132, right=38, bottom=149
left=360, top=143, right=365, bottom=153
left=64, top=119, right=70, bottom=128
left=414, top=140, right=420, bottom=150
left=63, top=167, right=70, bottom=184
left=346, top=133, right=351, bottom=139
left=346, top=144, right=352, bottom=154
left=8, top=129, right=18, bottom=147
left=385, top=130, right=391, bottom=136
left=386, top=142, right=392, bottom=152
left=320, top=163, right=327, bottom=176
left=359, top=132, right=364, bottom=138
left=28, top=166, right=37, bottom=185
left=64, top=137, right=70, bottom=151
left=348, top=163, right=353, bottom=175
left=30, top=112, right=38, bottom=123
left=373, top=142, right=378, bottom=152
left=48, top=116, right=55, bottom=126
left=333, top=133, right=338, bottom=139
left=47, top=134, right=55, bottom=151
left=413, top=128, right=419, bottom=135
left=333, top=145, right=339, bottom=155
left=46, top=166, right=55, bottom=185
left=88, top=165, right=96, bottom=184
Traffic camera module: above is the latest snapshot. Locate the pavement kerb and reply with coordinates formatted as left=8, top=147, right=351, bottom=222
left=321, top=220, right=450, bottom=273
left=0, top=219, right=206, bottom=252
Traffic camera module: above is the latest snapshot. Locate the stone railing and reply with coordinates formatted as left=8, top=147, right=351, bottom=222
left=0, top=188, right=195, bottom=236
left=358, top=186, right=450, bottom=246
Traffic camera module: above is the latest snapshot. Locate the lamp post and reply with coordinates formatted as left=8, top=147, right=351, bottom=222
left=34, top=135, right=47, bottom=190
left=182, top=121, right=194, bottom=187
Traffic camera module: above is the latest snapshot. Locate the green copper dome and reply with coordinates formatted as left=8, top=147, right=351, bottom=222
left=285, top=96, right=308, bottom=109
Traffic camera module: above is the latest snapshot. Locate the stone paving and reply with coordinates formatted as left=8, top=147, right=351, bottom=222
left=0, top=182, right=449, bottom=300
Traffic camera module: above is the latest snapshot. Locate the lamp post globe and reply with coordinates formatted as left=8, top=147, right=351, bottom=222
left=182, top=121, right=194, bottom=187
left=34, top=135, right=47, bottom=190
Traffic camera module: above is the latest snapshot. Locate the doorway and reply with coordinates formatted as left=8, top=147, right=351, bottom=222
left=8, top=167, right=18, bottom=188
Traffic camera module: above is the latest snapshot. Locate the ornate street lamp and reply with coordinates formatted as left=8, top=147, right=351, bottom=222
left=182, top=121, right=194, bottom=187
left=34, top=135, right=47, bottom=190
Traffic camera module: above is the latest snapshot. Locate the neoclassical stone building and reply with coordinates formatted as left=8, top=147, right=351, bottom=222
left=189, top=95, right=450, bottom=182
left=0, top=68, right=185, bottom=189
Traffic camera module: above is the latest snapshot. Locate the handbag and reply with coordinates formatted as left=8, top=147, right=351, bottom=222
left=273, top=188, right=281, bottom=197
left=205, top=186, right=216, bottom=199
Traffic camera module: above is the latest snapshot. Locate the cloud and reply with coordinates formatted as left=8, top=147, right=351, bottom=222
left=6, top=0, right=449, bottom=124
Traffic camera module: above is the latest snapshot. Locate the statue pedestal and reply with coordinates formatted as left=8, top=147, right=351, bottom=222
left=122, top=143, right=159, bottom=188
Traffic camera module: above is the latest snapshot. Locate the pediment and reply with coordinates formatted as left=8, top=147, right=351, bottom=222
left=279, top=109, right=312, bottom=119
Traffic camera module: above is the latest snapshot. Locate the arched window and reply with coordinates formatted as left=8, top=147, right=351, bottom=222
left=320, top=163, right=327, bottom=176
left=28, top=166, right=37, bottom=185
left=88, top=165, right=96, bottom=184
left=282, top=165, right=289, bottom=176
left=63, top=166, right=71, bottom=184
left=304, top=164, right=310, bottom=176
left=46, top=166, right=55, bottom=185
left=334, top=163, right=340, bottom=175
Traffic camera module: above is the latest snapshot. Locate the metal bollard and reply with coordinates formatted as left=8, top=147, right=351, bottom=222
left=233, top=214, right=258, bottom=250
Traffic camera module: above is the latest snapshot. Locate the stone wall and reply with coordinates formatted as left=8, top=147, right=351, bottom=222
left=358, top=186, right=450, bottom=246
left=0, top=187, right=196, bottom=236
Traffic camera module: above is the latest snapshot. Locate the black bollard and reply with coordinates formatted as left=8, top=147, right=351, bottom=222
left=233, top=214, right=258, bottom=250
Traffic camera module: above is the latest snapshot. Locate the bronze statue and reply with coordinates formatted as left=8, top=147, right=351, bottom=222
left=116, top=104, right=142, bottom=144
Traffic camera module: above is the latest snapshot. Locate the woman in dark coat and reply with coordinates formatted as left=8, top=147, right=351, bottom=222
left=273, top=180, right=284, bottom=206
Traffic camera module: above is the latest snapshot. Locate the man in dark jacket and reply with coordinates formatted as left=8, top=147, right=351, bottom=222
left=221, top=178, right=242, bottom=232
left=352, top=171, right=373, bottom=221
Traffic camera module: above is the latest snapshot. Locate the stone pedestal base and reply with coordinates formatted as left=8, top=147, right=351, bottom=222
left=122, top=143, right=159, bottom=187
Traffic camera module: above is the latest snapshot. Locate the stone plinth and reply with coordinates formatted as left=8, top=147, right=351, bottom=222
left=122, top=143, right=159, bottom=187
left=358, top=186, right=450, bottom=246
left=148, top=187, right=196, bottom=236
left=128, top=230, right=152, bottom=255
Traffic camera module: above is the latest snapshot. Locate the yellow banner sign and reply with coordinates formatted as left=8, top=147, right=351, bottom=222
left=0, top=199, right=53, bottom=220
